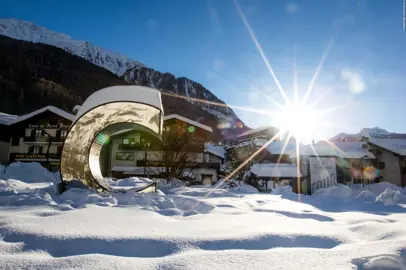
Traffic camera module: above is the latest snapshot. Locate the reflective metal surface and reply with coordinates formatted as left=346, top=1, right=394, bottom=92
left=61, top=98, right=163, bottom=191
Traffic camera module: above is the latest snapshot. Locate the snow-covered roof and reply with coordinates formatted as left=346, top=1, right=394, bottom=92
left=76, top=86, right=163, bottom=120
left=369, top=138, right=406, bottom=156
left=251, top=163, right=302, bottom=178
left=0, top=112, right=19, bottom=125
left=291, top=141, right=375, bottom=159
left=229, top=138, right=297, bottom=156
left=163, top=114, right=212, bottom=133
left=237, top=126, right=278, bottom=138
left=204, top=143, right=225, bottom=159
left=255, top=139, right=298, bottom=155
left=7, top=106, right=74, bottom=125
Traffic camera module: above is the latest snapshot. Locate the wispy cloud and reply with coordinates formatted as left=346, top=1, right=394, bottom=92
left=207, top=59, right=225, bottom=80
left=286, top=3, right=299, bottom=14
left=207, top=0, right=222, bottom=35
left=212, top=59, right=225, bottom=72
left=341, top=69, right=366, bottom=94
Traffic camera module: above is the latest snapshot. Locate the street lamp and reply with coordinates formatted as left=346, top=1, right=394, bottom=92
left=360, top=155, right=368, bottom=188
left=141, top=139, right=151, bottom=177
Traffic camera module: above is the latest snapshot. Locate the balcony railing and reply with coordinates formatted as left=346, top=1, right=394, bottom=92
left=23, top=136, right=65, bottom=143
left=9, top=152, right=61, bottom=161
left=136, top=160, right=221, bottom=169
left=118, top=144, right=144, bottom=150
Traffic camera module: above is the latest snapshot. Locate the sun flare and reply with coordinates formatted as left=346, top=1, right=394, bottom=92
left=278, top=102, right=321, bottom=143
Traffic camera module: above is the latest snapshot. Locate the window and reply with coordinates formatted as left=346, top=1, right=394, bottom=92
left=28, top=146, right=43, bottom=154
left=122, top=134, right=140, bottom=145
left=116, top=152, right=134, bottom=161
left=11, top=136, right=20, bottom=146
left=30, top=129, right=42, bottom=138
left=60, top=130, right=68, bottom=138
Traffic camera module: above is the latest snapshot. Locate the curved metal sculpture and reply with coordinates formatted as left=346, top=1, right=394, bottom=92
left=60, top=86, right=163, bottom=191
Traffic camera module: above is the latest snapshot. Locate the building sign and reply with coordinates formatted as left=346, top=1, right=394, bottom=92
left=309, top=157, right=337, bottom=193
left=28, top=123, right=70, bottom=130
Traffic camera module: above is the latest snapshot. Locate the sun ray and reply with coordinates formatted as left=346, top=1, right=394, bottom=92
left=295, top=138, right=302, bottom=200
left=276, top=132, right=292, bottom=165
left=161, top=92, right=278, bottom=117
left=260, top=91, right=286, bottom=110
left=302, top=38, right=334, bottom=104
left=308, top=144, right=325, bottom=168
left=310, top=88, right=331, bottom=108
left=293, top=44, right=299, bottom=104
left=191, top=130, right=286, bottom=206
left=233, top=0, right=290, bottom=105
left=323, top=140, right=349, bottom=158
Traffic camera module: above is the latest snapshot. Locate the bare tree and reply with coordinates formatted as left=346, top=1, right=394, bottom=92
left=151, top=128, right=201, bottom=183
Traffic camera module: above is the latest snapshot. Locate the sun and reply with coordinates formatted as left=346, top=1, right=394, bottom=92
left=278, top=102, right=320, bottom=143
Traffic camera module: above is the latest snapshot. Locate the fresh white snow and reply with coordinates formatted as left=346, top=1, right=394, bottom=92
left=75, top=85, right=163, bottom=120
left=0, top=163, right=405, bottom=269
left=292, top=141, right=375, bottom=159
left=370, top=138, right=406, bottom=156
left=6, top=106, right=74, bottom=125
left=0, top=112, right=19, bottom=125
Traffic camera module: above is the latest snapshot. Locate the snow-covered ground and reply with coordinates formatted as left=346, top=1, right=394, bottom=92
left=0, top=163, right=406, bottom=269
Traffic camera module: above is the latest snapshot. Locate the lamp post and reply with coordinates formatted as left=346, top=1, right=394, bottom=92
left=360, top=155, right=368, bottom=188
left=142, top=139, right=151, bottom=177
left=42, top=130, right=53, bottom=170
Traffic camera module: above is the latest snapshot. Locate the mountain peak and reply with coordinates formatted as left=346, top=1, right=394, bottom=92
left=0, top=18, right=247, bottom=136
left=331, top=127, right=392, bottom=141
left=0, top=18, right=144, bottom=76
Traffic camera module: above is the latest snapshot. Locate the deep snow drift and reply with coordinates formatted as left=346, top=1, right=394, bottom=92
left=0, top=162, right=405, bottom=269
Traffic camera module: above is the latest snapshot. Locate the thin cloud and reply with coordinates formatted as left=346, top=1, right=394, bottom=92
left=341, top=69, right=366, bottom=94
left=213, top=59, right=225, bottom=72
left=207, top=0, right=222, bottom=34
left=286, top=3, right=299, bottom=14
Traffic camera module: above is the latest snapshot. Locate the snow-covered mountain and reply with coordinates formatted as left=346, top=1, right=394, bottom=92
left=0, top=18, right=143, bottom=76
left=0, top=18, right=241, bottom=125
left=330, top=127, right=394, bottom=141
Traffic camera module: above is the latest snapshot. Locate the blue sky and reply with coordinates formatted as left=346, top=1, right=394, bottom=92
left=2, top=0, right=406, bottom=139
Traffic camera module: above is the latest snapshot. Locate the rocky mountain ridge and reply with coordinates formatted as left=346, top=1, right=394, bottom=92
left=0, top=18, right=239, bottom=124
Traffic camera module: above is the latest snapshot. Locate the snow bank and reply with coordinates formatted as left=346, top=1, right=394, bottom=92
left=0, top=179, right=55, bottom=194
left=0, top=162, right=61, bottom=184
left=365, top=182, right=406, bottom=196
left=311, top=182, right=406, bottom=205
left=105, top=177, right=152, bottom=189
left=271, top=185, right=294, bottom=195
left=0, top=177, right=406, bottom=269
left=313, top=184, right=353, bottom=199
left=228, top=184, right=259, bottom=194
left=375, top=188, right=406, bottom=206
